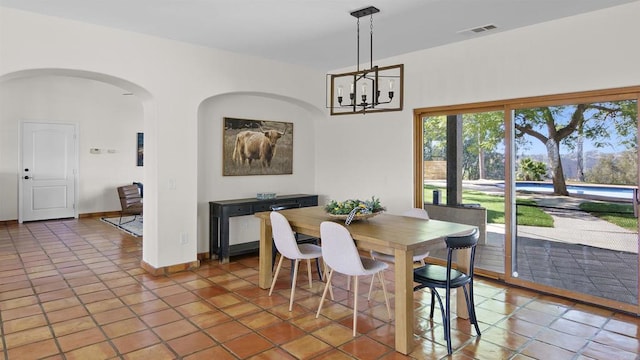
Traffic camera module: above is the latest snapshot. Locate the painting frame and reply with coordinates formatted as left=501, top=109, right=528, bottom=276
left=136, top=132, right=144, bottom=166
left=223, top=117, right=293, bottom=176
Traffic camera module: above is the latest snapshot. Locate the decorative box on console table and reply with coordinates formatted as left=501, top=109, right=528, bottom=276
left=209, top=194, right=318, bottom=263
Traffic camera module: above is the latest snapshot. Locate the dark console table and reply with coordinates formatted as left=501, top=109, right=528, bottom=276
left=209, top=194, right=318, bottom=263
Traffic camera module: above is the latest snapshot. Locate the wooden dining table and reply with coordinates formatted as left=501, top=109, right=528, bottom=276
left=255, top=206, right=477, bottom=355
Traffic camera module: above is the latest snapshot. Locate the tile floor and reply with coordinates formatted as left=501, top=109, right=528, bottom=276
left=1, top=218, right=639, bottom=360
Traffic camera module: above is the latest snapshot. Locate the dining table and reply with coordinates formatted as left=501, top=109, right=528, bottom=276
left=255, top=206, right=477, bottom=355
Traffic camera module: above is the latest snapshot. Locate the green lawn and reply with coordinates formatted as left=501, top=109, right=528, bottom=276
left=425, top=185, right=639, bottom=230
left=579, top=201, right=638, bottom=231
left=424, top=185, right=554, bottom=227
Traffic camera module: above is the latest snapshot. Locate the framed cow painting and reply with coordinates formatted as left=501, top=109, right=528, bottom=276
left=223, top=117, right=293, bottom=176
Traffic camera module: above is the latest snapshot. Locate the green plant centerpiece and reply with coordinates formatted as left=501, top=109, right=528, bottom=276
left=324, top=197, right=385, bottom=225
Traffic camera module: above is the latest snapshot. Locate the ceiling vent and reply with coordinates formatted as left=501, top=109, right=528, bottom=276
left=458, top=24, right=498, bottom=35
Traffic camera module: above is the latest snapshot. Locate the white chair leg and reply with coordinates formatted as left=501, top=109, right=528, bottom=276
left=352, top=275, right=359, bottom=337
left=269, top=255, right=284, bottom=296
left=377, top=271, right=392, bottom=320
left=367, top=274, right=375, bottom=300
left=316, top=269, right=334, bottom=318
left=289, top=259, right=300, bottom=311
left=306, top=259, right=313, bottom=289
left=323, top=262, right=334, bottom=300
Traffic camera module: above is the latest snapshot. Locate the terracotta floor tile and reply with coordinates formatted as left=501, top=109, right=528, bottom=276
left=175, top=300, right=216, bottom=317
left=118, top=290, right=158, bottom=305
left=521, top=340, right=576, bottom=360
left=129, top=298, right=170, bottom=315
left=111, top=329, right=161, bottom=354
left=3, top=325, right=53, bottom=349
left=41, top=297, right=82, bottom=312
left=238, top=310, right=283, bottom=330
left=151, top=283, right=187, bottom=298
left=590, top=329, right=640, bottom=354
left=479, top=326, right=530, bottom=351
left=248, top=347, right=298, bottom=359
left=460, top=337, right=514, bottom=359
left=205, top=320, right=253, bottom=342
left=101, top=317, right=149, bottom=338
left=2, top=313, right=48, bottom=333
left=6, top=339, right=60, bottom=360
left=61, top=341, right=116, bottom=360
left=1, top=303, right=42, bottom=321
left=604, top=316, right=640, bottom=338
left=281, top=334, right=332, bottom=359
left=549, top=317, right=599, bottom=338
left=0, top=295, right=39, bottom=310
left=166, top=331, right=217, bottom=357
left=580, top=341, right=637, bottom=360
left=207, top=293, right=244, bottom=308
left=224, top=333, right=274, bottom=358
left=188, top=310, right=232, bottom=329
left=153, top=319, right=198, bottom=341
left=92, top=306, right=136, bottom=325
left=258, top=321, right=306, bottom=345
left=84, top=298, right=124, bottom=314
left=312, top=323, right=355, bottom=347
left=50, top=316, right=97, bottom=337
left=140, top=308, right=183, bottom=327
left=339, top=336, right=391, bottom=359
left=562, top=309, right=609, bottom=328
left=57, top=327, right=106, bottom=352
left=163, top=291, right=201, bottom=307
left=183, top=345, right=237, bottom=360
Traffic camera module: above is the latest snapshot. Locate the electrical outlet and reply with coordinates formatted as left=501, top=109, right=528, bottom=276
left=180, top=233, right=188, bottom=245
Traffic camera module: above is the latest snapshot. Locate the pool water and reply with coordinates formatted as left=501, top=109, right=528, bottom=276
left=496, top=182, right=635, bottom=201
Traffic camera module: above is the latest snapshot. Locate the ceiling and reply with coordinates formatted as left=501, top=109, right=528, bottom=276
left=1, top=0, right=636, bottom=71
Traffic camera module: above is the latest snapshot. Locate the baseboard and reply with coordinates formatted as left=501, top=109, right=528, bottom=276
left=197, top=252, right=211, bottom=261
left=80, top=211, right=121, bottom=219
left=140, top=259, right=200, bottom=276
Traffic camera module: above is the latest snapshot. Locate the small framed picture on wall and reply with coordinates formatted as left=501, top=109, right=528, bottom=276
left=137, top=132, right=144, bottom=166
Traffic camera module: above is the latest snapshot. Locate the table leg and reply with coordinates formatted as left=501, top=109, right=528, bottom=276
left=258, top=219, right=274, bottom=289
left=394, top=248, right=413, bottom=355
left=456, top=247, right=470, bottom=319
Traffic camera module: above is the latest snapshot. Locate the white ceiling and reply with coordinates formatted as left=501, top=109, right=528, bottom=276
left=1, top=0, right=636, bottom=71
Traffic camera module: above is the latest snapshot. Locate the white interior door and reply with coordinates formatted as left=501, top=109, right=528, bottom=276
left=20, top=122, right=78, bottom=222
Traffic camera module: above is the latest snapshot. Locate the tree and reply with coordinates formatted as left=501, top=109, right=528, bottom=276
left=516, top=158, right=547, bottom=181
left=423, top=113, right=505, bottom=180
left=514, top=101, right=636, bottom=195
left=585, top=150, right=638, bottom=185
left=462, top=112, right=504, bottom=179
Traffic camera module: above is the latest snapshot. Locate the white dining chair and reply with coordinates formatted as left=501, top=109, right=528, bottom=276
left=269, top=211, right=323, bottom=311
left=316, top=221, right=391, bottom=336
left=368, top=207, right=432, bottom=298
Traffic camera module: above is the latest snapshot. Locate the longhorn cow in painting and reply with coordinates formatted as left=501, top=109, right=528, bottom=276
left=232, top=128, right=286, bottom=171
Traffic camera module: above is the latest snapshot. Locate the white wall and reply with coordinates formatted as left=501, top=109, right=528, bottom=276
left=316, top=2, right=640, bottom=213
left=0, top=76, right=144, bottom=218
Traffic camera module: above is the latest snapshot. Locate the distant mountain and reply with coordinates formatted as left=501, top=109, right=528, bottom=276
left=521, top=151, right=618, bottom=180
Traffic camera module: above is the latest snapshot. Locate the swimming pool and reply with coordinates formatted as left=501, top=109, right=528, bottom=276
left=495, top=182, right=636, bottom=201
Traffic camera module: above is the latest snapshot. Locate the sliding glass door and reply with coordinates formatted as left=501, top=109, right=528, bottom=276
left=511, top=100, right=638, bottom=308
left=414, top=86, right=640, bottom=313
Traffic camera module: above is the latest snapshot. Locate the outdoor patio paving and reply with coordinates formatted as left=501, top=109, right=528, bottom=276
left=431, top=194, right=639, bottom=305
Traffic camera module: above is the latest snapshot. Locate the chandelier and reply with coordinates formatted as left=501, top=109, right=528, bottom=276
left=327, top=6, right=404, bottom=115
